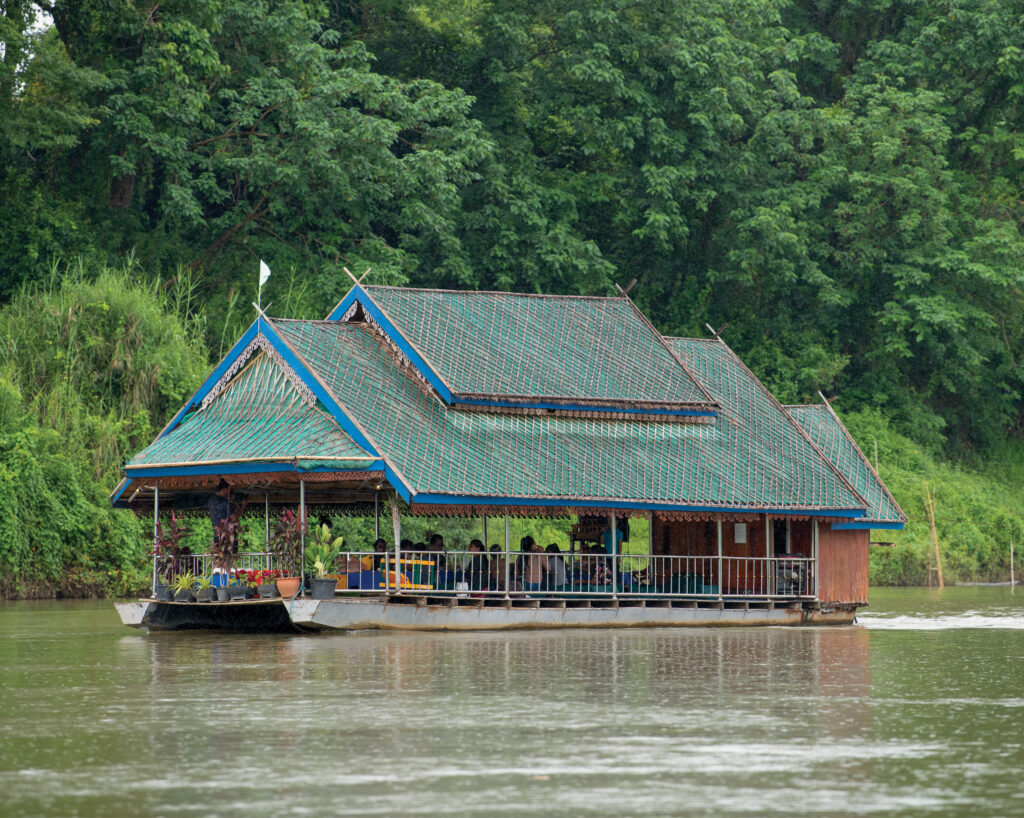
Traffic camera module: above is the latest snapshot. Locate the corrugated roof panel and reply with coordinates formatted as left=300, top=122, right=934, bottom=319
left=126, top=350, right=375, bottom=470
left=785, top=404, right=907, bottom=524
left=274, top=320, right=866, bottom=511
left=361, top=286, right=713, bottom=408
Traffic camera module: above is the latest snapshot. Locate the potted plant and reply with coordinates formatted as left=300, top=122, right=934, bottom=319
left=172, top=571, right=196, bottom=603
left=211, top=516, right=239, bottom=585
left=307, top=525, right=344, bottom=599
left=195, top=575, right=216, bottom=603
left=240, top=568, right=279, bottom=598
left=153, top=512, right=193, bottom=600
left=270, top=508, right=304, bottom=597
left=227, top=578, right=248, bottom=600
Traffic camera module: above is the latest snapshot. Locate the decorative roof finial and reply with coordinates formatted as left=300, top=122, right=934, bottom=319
left=614, top=278, right=638, bottom=297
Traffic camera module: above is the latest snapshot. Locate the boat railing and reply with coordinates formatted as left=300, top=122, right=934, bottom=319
left=162, top=549, right=815, bottom=600
left=335, top=550, right=816, bottom=600
left=177, top=551, right=277, bottom=578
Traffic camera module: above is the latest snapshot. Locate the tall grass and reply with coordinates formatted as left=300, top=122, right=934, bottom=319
left=0, top=256, right=209, bottom=596
left=846, top=409, right=1024, bottom=585
left=0, top=255, right=208, bottom=480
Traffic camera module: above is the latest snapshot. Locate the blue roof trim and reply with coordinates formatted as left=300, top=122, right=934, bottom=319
left=258, top=318, right=382, bottom=458
left=410, top=492, right=867, bottom=517
left=453, top=397, right=717, bottom=417
left=831, top=521, right=905, bottom=531
left=111, top=479, right=132, bottom=504
left=357, top=290, right=455, bottom=404
left=327, top=285, right=454, bottom=404
left=159, top=320, right=259, bottom=439
left=124, top=460, right=386, bottom=478
left=325, top=287, right=361, bottom=321
left=385, top=464, right=412, bottom=503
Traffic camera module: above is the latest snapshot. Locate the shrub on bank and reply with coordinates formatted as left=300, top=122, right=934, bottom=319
left=844, top=410, right=1024, bottom=586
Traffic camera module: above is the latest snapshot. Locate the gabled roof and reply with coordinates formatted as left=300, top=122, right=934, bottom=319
left=124, top=347, right=377, bottom=474
left=352, top=286, right=716, bottom=413
left=271, top=319, right=868, bottom=513
left=785, top=403, right=907, bottom=526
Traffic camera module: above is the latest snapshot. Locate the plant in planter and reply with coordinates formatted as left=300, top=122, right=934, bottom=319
left=195, top=575, right=216, bottom=603
left=307, top=526, right=344, bottom=599
left=270, top=508, right=304, bottom=597
left=172, top=571, right=197, bottom=602
left=211, top=515, right=239, bottom=581
left=153, top=512, right=193, bottom=599
left=239, top=568, right=281, bottom=598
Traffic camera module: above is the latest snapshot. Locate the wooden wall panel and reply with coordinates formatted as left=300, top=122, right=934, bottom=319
left=789, top=520, right=812, bottom=556
left=817, top=527, right=869, bottom=605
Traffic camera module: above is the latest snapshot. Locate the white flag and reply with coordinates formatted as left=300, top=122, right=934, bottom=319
left=259, top=259, right=271, bottom=287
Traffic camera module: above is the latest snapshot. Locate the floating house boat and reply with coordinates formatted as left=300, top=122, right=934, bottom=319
left=113, top=284, right=905, bottom=631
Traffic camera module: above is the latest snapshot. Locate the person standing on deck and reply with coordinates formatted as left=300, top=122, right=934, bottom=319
left=208, top=479, right=247, bottom=580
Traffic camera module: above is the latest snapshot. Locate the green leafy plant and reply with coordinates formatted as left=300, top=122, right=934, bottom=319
left=195, top=575, right=212, bottom=591
left=306, top=525, right=344, bottom=579
left=154, top=512, right=193, bottom=583
left=269, top=508, right=304, bottom=576
left=172, top=571, right=196, bottom=593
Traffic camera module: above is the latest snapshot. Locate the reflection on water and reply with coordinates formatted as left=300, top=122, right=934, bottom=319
left=0, top=589, right=1022, bottom=817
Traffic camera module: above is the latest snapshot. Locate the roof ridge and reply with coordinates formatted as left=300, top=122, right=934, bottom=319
left=819, top=400, right=908, bottom=523
left=363, top=284, right=623, bottom=302
left=707, top=336, right=871, bottom=513
left=619, top=297, right=718, bottom=408
left=665, top=335, right=718, bottom=344
left=270, top=318, right=419, bottom=498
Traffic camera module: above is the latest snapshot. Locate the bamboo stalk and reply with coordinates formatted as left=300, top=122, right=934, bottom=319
left=925, top=482, right=943, bottom=589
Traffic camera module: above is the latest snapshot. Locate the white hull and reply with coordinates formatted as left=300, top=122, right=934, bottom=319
left=288, top=597, right=855, bottom=631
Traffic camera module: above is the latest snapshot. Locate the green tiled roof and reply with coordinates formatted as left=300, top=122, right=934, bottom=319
left=126, top=350, right=376, bottom=471
left=785, top=404, right=907, bottom=524
left=362, top=286, right=714, bottom=408
left=273, top=319, right=867, bottom=511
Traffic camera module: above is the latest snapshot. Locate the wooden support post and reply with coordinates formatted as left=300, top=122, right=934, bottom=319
left=152, top=486, right=159, bottom=596
left=504, top=514, right=510, bottom=598
left=924, top=482, right=943, bottom=589
left=392, top=501, right=402, bottom=594
left=716, top=519, right=723, bottom=600
left=1011, top=540, right=1015, bottom=590
left=610, top=511, right=618, bottom=599
left=299, top=479, right=306, bottom=594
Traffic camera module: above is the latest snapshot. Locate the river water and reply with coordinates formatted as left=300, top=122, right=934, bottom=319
left=1, top=587, right=1022, bottom=817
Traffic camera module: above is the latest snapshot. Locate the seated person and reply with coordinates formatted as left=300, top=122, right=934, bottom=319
left=466, top=539, right=489, bottom=590
left=589, top=545, right=612, bottom=586
left=488, top=545, right=506, bottom=591
left=364, top=538, right=387, bottom=570
left=545, top=544, right=567, bottom=590
left=522, top=542, right=546, bottom=592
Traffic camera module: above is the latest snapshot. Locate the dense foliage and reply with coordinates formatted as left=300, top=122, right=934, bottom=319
left=0, top=261, right=208, bottom=595
left=1, top=0, right=1022, bottom=591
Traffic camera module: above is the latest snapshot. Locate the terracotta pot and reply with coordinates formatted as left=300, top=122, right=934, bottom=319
left=276, top=576, right=301, bottom=597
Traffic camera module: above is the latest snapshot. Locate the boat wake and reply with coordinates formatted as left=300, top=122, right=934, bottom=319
left=859, top=611, right=1024, bottom=630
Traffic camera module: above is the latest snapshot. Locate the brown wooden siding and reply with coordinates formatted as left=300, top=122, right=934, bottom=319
left=817, top=526, right=869, bottom=605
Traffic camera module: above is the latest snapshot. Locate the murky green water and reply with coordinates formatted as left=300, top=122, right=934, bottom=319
left=1, top=587, right=1022, bottom=817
